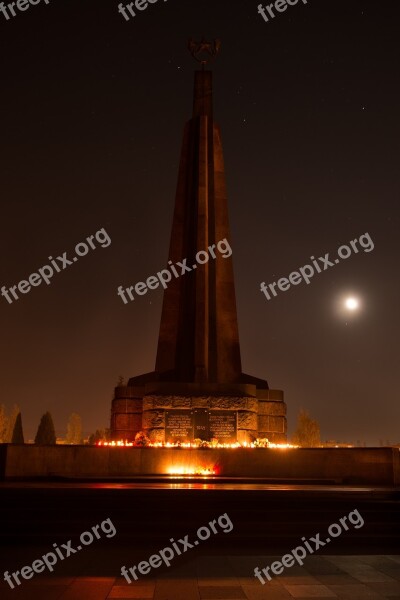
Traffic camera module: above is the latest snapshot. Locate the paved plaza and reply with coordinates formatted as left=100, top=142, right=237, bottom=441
left=2, top=555, right=400, bottom=600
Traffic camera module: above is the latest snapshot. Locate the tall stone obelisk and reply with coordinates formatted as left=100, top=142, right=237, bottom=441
left=155, top=68, right=242, bottom=385
left=111, top=40, right=287, bottom=443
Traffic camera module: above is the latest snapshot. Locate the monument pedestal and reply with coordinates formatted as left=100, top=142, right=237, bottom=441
left=111, top=383, right=287, bottom=444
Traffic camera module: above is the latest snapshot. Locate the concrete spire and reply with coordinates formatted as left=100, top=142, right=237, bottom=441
left=155, top=70, right=242, bottom=384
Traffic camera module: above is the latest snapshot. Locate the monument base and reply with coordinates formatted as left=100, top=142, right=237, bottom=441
left=111, top=381, right=287, bottom=444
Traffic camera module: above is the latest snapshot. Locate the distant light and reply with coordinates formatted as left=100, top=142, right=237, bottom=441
left=345, top=297, right=359, bottom=311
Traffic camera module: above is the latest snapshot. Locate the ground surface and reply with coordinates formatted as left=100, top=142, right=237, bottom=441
left=1, top=555, right=400, bottom=599
left=0, top=482, right=399, bottom=598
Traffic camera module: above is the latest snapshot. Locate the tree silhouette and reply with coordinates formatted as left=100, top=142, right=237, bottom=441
left=66, top=413, right=82, bottom=444
left=88, top=429, right=110, bottom=445
left=11, top=412, right=24, bottom=444
left=35, top=412, right=56, bottom=445
left=5, top=404, right=20, bottom=442
left=0, top=404, right=8, bottom=442
left=292, top=409, right=321, bottom=447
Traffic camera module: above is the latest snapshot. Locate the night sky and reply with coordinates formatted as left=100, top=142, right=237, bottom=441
left=0, top=0, right=398, bottom=444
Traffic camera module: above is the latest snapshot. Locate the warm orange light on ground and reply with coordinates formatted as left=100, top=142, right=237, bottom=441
left=167, top=466, right=218, bottom=476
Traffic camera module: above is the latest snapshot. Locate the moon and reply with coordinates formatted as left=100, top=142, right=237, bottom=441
left=345, top=297, right=359, bottom=311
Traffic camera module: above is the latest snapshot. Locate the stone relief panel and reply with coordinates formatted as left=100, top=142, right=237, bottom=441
left=142, top=410, right=166, bottom=429
left=191, top=397, right=210, bottom=408
left=258, top=401, right=287, bottom=416
left=172, top=397, right=192, bottom=408
left=210, top=397, right=258, bottom=411
left=210, top=397, right=245, bottom=410
left=237, top=411, right=257, bottom=430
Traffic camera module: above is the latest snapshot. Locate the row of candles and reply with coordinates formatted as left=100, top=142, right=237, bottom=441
left=96, top=440, right=298, bottom=449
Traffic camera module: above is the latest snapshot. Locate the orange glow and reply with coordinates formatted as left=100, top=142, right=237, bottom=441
left=148, top=441, right=243, bottom=449
left=96, top=440, right=298, bottom=449
left=267, top=443, right=298, bottom=449
left=167, top=465, right=218, bottom=476
left=96, top=440, right=134, bottom=447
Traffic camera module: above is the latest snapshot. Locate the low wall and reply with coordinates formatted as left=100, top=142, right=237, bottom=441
left=0, top=445, right=399, bottom=485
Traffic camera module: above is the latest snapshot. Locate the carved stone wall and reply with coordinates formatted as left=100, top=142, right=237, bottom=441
left=257, top=397, right=287, bottom=443
left=143, top=395, right=258, bottom=443
left=111, top=394, right=144, bottom=441
left=111, top=389, right=287, bottom=444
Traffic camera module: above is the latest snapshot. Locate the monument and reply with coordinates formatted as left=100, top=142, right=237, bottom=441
left=111, top=39, right=287, bottom=444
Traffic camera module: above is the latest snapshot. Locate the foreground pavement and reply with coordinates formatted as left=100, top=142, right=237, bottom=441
left=1, top=483, right=398, bottom=554
left=1, top=483, right=399, bottom=598
left=1, top=555, right=400, bottom=599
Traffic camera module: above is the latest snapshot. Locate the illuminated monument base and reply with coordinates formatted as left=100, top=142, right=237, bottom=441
left=111, top=381, right=287, bottom=445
